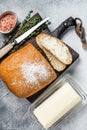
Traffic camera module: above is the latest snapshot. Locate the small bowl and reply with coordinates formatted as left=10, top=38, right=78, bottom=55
left=0, top=11, right=18, bottom=34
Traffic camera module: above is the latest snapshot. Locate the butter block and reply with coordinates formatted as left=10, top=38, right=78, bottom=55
left=33, top=82, right=81, bottom=129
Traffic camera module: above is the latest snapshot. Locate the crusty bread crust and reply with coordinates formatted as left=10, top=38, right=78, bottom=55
left=36, top=35, right=66, bottom=71
left=36, top=33, right=72, bottom=65
left=0, top=44, right=57, bottom=98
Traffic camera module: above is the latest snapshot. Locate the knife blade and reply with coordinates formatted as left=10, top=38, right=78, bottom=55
left=0, top=17, right=49, bottom=59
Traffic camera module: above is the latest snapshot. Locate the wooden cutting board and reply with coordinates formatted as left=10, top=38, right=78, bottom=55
left=0, top=13, right=79, bottom=102
left=26, top=14, right=79, bottom=102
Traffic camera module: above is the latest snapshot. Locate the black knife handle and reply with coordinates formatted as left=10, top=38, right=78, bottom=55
left=52, top=17, right=76, bottom=38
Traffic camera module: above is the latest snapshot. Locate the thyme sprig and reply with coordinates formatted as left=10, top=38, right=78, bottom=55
left=2, top=11, right=51, bottom=54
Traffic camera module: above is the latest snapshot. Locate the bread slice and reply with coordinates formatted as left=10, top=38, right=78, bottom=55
left=36, top=33, right=72, bottom=65
left=36, top=36, right=66, bottom=71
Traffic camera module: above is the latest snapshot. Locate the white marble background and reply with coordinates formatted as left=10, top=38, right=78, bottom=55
left=0, top=0, right=87, bottom=130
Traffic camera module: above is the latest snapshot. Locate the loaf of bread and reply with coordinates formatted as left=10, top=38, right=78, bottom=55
left=0, top=44, right=57, bottom=98
left=36, top=33, right=72, bottom=65
left=36, top=35, right=66, bottom=71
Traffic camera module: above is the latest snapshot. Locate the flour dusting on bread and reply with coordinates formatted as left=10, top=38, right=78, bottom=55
left=21, top=62, right=51, bottom=86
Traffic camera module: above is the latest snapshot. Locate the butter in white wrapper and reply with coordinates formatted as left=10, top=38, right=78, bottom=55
left=33, top=82, right=81, bottom=129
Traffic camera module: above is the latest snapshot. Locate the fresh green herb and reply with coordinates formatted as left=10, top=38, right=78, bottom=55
left=2, top=11, right=51, bottom=54
left=47, top=21, right=51, bottom=25
left=20, top=10, right=33, bottom=27
left=30, top=10, right=33, bottom=13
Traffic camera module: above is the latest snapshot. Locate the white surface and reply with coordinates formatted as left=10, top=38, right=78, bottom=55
left=0, top=0, right=87, bottom=130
